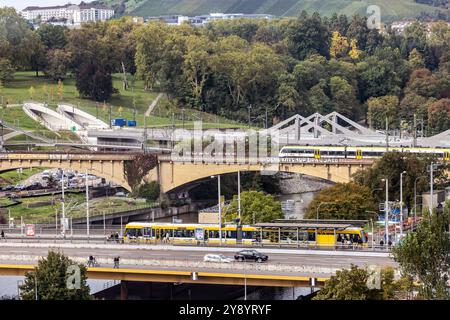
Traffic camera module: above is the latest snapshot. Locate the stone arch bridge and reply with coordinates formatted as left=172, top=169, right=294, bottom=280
left=0, top=152, right=377, bottom=193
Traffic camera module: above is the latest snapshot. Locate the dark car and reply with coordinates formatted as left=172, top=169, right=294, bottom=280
left=234, top=250, right=268, bottom=263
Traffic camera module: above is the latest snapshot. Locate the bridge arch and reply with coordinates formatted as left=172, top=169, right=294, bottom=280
left=151, top=160, right=372, bottom=193
left=0, top=157, right=131, bottom=191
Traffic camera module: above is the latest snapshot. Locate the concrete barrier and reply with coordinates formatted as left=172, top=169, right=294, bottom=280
left=0, top=254, right=340, bottom=275
left=0, top=242, right=391, bottom=258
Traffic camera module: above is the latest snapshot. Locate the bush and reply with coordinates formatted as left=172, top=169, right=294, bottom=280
left=137, top=181, right=160, bottom=202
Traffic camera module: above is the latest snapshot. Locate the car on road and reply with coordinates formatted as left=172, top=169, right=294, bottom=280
left=203, top=254, right=233, bottom=263
left=1, top=185, right=14, bottom=191
left=234, top=250, right=268, bottom=263
left=26, top=182, right=43, bottom=190
left=13, top=185, right=26, bottom=191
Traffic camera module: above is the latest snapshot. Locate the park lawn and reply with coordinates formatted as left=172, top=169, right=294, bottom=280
left=6, top=192, right=154, bottom=223
left=0, top=167, right=44, bottom=186
left=0, top=71, right=247, bottom=130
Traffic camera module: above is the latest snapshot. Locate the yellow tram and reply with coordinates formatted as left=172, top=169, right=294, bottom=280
left=123, top=222, right=368, bottom=247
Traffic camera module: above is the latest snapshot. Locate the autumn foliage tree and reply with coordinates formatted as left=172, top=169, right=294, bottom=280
left=305, top=183, right=376, bottom=220
left=123, top=153, right=158, bottom=191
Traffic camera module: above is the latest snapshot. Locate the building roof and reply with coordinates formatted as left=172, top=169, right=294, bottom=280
left=254, top=222, right=353, bottom=230
left=23, top=2, right=112, bottom=12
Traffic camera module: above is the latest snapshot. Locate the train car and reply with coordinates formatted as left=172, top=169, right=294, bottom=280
left=279, top=145, right=450, bottom=161
left=123, top=222, right=258, bottom=245
left=123, top=222, right=367, bottom=247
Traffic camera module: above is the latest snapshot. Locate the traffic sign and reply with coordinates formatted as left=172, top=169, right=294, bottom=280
left=25, top=224, right=35, bottom=237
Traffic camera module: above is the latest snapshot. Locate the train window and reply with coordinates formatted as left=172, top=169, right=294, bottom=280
left=143, top=228, right=152, bottom=237
left=126, top=228, right=136, bottom=237
left=242, top=231, right=253, bottom=239
left=136, top=229, right=143, bottom=237
left=347, top=151, right=356, bottom=156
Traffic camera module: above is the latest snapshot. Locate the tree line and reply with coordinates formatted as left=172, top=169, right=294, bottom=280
left=1, top=8, right=449, bottom=132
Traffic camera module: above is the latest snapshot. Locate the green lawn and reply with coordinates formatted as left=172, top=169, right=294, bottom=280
left=0, top=167, right=43, bottom=186
left=6, top=192, right=155, bottom=223
left=0, top=71, right=247, bottom=131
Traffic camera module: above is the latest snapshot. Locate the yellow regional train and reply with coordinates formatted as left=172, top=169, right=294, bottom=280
left=279, top=145, right=450, bottom=160
left=123, top=222, right=368, bottom=247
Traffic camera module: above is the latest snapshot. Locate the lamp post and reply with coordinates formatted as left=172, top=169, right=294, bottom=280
left=381, top=178, right=389, bottom=245
left=237, top=170, right=241, bottom=224
left=211, top=175, right=222, bottom=245
left=414, top=175, right=426, bottom=227
left=400, top=171, right=406, bottom=238
left=316, top=202, right=336, bottom=220
left=86, top=170, right=89, bottom=236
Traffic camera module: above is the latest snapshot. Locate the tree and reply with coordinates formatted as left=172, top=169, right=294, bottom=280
left=67, top=22, right=118, bottom=100
left=329, top=31, right=349, bottom=59
left=44, top=49, right=71, bottom=81
left=427, top=98, right=450, bottom=134
left=392, top=211, right=450, bottom=299
left=225, top=190, right=282, bottom=224
left=329, top=76, right=359, bottom=119
left=76, top=63, right=112, bottom=101
left=136, top=181, right=160, bottom=202
left=0, top=58, right=14, bottom=85
left=353, top=153, right=448, bottom=210
left=314, top=265, right=399, bottom=300
left=408, top=48, right=426, bottom=70
left=123, top=154, right=158, bottom=191
left=286, top=11, right=330, bottom=61
left=37, top=24, right=67, bottom=50
left=305, top=183, right=376, bottom=220
left=19, top=251, right=91, bottom=300
left=0, top=7, right=37, bottom=69
left=367, top=95, right=400, bottom=129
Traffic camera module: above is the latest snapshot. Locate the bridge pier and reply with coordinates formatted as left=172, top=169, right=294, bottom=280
left=120, top=281, right=128, bottom=300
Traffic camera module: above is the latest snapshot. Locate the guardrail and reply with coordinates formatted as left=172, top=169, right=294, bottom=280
left=0, top=235, right=393, bottom=252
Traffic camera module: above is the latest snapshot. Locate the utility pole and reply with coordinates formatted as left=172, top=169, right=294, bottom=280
left=61, top=169, right=66, bottom=236
left=108, top=102, right=112, bottom=129
left=413, top=113, right=417, bottom=147
left=237, top=170, right=241, bottom=223
left=247, top=105, right=252, bottom=128
left=85, top=170, right=89, bottom=236
left=382, top=178, right=389, bottom=245
left=400, top=171, right=406, bottom=238
left=430, top=162, right=434, bottom=215
left=385, top=116, right=389, bottom=152
left=143, top=115, right=148, bottom=152
left=265, top=106, right=268, bottom=129
left=218, top=175, right=222, bottom=245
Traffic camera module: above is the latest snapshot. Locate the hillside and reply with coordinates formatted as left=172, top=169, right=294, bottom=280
left=101, top=0, right=448, bottom=21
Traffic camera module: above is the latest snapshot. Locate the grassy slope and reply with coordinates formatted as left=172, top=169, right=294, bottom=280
left=0, top=71, right=245, bottom=130
left=129, top=0, right=445, bottom=20
left=0, top=168, right=43, bottom=186
left=6, top=193, right=153, bottom=223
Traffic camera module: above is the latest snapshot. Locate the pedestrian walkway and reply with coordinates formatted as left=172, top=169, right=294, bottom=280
left=145, top=93, right=164, bottom=117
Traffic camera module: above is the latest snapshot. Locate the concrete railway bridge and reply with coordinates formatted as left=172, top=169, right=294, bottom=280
left=0, top=152, right=377, bottom=193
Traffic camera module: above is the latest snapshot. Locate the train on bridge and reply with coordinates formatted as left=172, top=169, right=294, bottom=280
left=279, top=145, right=450, bottom=160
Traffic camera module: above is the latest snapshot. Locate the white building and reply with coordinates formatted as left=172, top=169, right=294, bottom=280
left=147, top=12, right=273, bottom=27
left=21, top=2, right=114, bottom=25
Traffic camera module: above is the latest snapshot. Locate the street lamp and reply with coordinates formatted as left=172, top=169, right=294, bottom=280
left=211, top=175, right=222, bottom=245
left=316, top=202, right=337, bottom=220
left=381, top=178, right=389, bottom=245
left=400, top=171, right=406, bottom=238
left=414, top=175, right=426, bottom=226
left=237, top=171, right=241, bottom=224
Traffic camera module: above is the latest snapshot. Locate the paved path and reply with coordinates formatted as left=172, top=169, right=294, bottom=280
left=145, top=93, right=164, bottom=117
